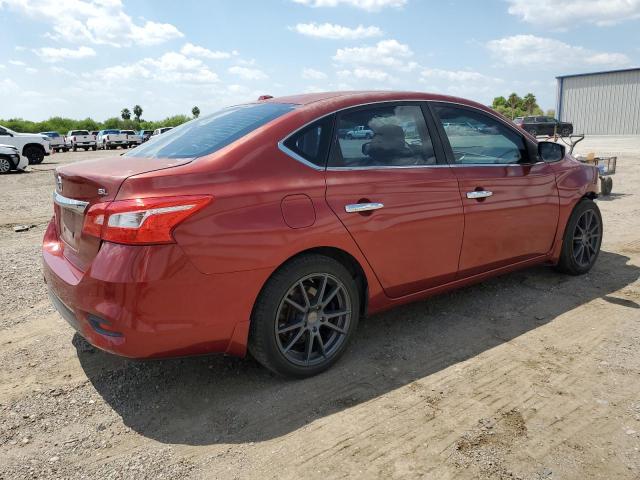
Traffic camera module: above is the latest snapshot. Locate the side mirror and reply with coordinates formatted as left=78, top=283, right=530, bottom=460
left=538, top=141, right=564, bottom=162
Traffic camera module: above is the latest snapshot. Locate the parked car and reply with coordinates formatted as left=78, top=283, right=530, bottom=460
left=138, top=130, right=154, bottom=142
left=90, top=131, right=99, bottom=137
left=43, top=91, right=601, bottom=378
left=151, top=127, right=173, bottom=136
left=40, top=132, right=69, bottom=152
left=345, top=125, right=374, bottom=139
left=0, top=124, right=50, bottom=164
left=0, top=144, right=27, bottom=173
left=120, top=130, right=142, bottom=147
left=66, top=130, right=97, bottom=151
left=514, top=116, right=573, bottom=137
left=96, top=129, right=128, bottom=150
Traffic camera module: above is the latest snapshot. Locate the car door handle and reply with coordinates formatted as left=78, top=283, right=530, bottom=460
left=466, top=190, right=493, bottom=199
left=345, top=202, right=384, bottom=213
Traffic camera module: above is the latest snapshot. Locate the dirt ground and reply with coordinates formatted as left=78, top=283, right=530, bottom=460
left=1, top=141, right=639, bottom=480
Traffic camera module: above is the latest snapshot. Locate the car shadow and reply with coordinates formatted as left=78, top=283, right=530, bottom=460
left=76, top=250, right=639, bottom=446
left=597, top=192, right=627, bottom=202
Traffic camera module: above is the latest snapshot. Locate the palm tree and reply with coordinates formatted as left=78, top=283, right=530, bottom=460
left=523, top=93, right=537, bottom=115
left=507, top=93, right=520, bottom=119
left=121, top=108, right=131, bottom=121
left=192, top=106, right=200, bottom=118
left=133, top=105, right=143, bottom=122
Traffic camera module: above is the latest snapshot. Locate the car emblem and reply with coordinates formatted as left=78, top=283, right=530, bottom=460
left=98, top=188, right=107, bottom=196
left=56, top=175, right=63, bottom=192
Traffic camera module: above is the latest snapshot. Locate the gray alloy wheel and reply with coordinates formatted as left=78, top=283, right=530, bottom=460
left=274, top=273, right=352, bottom=368
left=561, top=127, right=571, bottom=136
left=556, top=198, right=602, bottom=275
left=528, top=128, right=537, bottom=136
left=0, top=157, right=12, bottom=174
left=249, top=254, right=360, bottom=378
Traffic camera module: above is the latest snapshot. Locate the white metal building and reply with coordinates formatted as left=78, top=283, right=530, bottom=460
left=556, top=67, right=640, bottom=135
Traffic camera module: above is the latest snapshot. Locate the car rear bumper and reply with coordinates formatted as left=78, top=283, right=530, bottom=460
left=42, top=219, right=267, bottom=359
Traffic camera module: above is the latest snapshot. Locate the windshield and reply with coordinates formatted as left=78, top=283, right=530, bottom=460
left=126, top=102, right=296, bottom=159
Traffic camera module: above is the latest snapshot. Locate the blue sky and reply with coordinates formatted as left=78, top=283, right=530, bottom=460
left=1, top=0, right=638, bottom=121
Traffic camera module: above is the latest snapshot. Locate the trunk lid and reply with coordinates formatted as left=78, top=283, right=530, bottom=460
left=54, top=155, right=192, bottom=270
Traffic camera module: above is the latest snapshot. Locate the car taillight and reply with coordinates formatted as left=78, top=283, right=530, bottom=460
left=73, top=136, right=76, bottom=141
left=82, top=195, right=212, bottom=245
left=106, top=135, right=110, bottom=141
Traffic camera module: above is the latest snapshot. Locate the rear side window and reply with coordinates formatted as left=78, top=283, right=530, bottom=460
left=127, top=103, right=296, bottom=159
left=282, top=116, right=333, bottom=168
left=433, top=104, right=529, bottom=165
left=329, top=104, right=436, bottom=168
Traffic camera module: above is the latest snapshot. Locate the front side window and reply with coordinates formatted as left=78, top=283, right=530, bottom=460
left=282, top=116, right=333, bottom=167
left=128, top=103, right=296, bottom=160
left=434, top=105, right=528, bottom=165
left=329, top=104, right=435, bottom=168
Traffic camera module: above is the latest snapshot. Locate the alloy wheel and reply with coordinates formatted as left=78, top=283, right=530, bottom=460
left=275, top=273, right=352, bottom=367
left=572, top=209, right=601, bottom=268
left=0, top=158, right=11, bottom=173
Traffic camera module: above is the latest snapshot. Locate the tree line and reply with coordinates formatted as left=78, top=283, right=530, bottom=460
left=0, top=105, right=201, bottom=134
left=491, top=93, right=555, bottom=119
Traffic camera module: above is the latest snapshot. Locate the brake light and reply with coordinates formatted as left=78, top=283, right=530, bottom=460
left=82, top=195, right=212, bottom=245
left=106, top=135, right=110, bottom=141
left=73, top=136, right=76, bottom=141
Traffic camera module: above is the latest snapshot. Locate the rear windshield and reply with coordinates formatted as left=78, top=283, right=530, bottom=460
left=42, top=132, right=60, bottom=137
left=121, top=130, right=135, bottom=134
left=103, top=129, right=120, bottom=134
left=71, top=130, right=89, bottom=135
left=126, top=103, right=296, bottom=159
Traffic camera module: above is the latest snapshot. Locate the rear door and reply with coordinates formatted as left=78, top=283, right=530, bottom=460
left=429, top=103, right=560, bottom=277
left=325, top=102, right=464, bottom=298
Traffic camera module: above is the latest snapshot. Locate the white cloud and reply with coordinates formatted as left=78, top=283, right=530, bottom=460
left=487, top=35, right=630, bottom=67
left=337, top=67, right=394, bottom=82
left=8, top=60, right=26, bottom=66
left=333, top=39, right=413, bottom=68
left=86, top=51, right=220, bottom=84
left=292, top=22, right=382, bottom=39
left=228, top=65, right=268, bottom=80
left=0, top=0, right=183, bottom=47
left=180, top=43, right=237, bottom=60
left=420, top=68, right=501, bottom=83
left=33, top=46, right=96, bottom=62
left=26, top=67, right=38, bottom=74
left=301, top=68, right=327, bottom=80
left=292, top=0, right=405, bottom=11
left=507, top=0, right=640, bottom=27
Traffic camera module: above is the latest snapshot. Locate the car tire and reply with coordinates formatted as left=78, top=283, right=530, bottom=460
left=346, top=134, right=353, bottom=140
left=561, top=127, right=571, bottom=137
left=92, top=146, right=97, bottom=151
left=24, top=145, right=44, bottom=164
left=73, top=145, right=77, bottom=152
left=249, top=254, right=360, bottom=378
left=528, top=128, right=537, bottom=136
left=600, top=176, right=613, bottom=196
left=556, top=198, right=603, bottom=275
left=0, top=156, right=12, bottom=174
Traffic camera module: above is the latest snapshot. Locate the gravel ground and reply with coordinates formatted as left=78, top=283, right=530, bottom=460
left=1, top=144, right=639, bottom=479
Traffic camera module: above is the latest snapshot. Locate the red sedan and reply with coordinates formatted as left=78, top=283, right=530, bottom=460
left=43, top=91, right=602, bottom=377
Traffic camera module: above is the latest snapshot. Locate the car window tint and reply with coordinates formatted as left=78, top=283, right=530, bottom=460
left=434, top=105, right=528, bottom=165
left=127, top=103, right=296, bottom=159
left=329, top=105, right=435, bottom=168
left=283, top=116, right=333, bottom=167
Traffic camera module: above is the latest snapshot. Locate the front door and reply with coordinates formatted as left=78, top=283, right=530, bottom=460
left=325, top=103, right=464, bottom=298
left=430, top=103, right=560, bottom=277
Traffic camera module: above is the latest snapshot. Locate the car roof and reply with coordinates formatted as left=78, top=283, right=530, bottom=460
left=258, top=90, right=503, bottom=127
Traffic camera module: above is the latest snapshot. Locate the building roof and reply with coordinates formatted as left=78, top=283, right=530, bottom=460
left=556, top=67, right=640, bottom=80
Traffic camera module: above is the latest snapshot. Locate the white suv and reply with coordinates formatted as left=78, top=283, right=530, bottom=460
left=0, top=125, right=50, bottom=164
left=0, top=144, right=28, bottom=173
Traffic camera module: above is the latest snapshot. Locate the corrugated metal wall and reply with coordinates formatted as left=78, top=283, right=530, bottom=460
left=558, top=69, right=640, bottom=135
